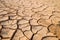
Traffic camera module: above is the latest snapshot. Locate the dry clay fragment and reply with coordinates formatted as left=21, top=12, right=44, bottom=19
left=32, top=25, right=43, bottom=33
left=49, top=24, right=60, bottom=39
left=0, top=15, right=8, bottom=22
left=18, top=8, right=25, bottom=16
left=22, top=0, right=32, bottom=8
left=3, top=24, right=17, bottom=29
left=2, top=38, right=10, bottom=40
left=46, top=32, right=56, bottom=36
left=42, top=37, right=58, bottom=40
left=20, top=36, right=29, bottom=40
left=31, top=1, right=43, bottom=8
left=48, top=24, right=56, bottom=34
left=41, top=6, right=53, bottom=16
left=10, top=15, right=22, bottom=20
left=1, top=20, right=17, bottom=25
left=31, top=12, right=41, bottom=20
left=24, top=30, right=33, bottom=39
left=32, top=4, right=48, bottom=12
left=2, top=0, right=19, bottom=9
left=50, top=16, right=60, bottom=24
left=40, top=15, right=50, bottom=20
left=23, top=9, right=34, bottom=16
left=21, top=26, right=30, bottom=31
left=53, top=11, right=60, bottom=17
left=33, top=27, right=48, bottom=40
left=30, top=19, right=39, bottom=25
left=0, top=11, right=8, bottom=15
left=1, top=28, right=15, bottom=38
left=19, top=23, right=29, bottom=29
left=7, top=12, right=16, bottom=16
left=18, top=19, right=29, bottom=25
left=55, top=25, right=60, bottom=39
left=38, top=19, right=52, bottom=27
left=12, top=29, right=24, bottom=40
left=23, top=16, right=32, bottom=20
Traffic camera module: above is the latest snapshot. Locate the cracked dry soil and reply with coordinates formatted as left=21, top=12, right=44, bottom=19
left=0, top=0, right=60, bottom=40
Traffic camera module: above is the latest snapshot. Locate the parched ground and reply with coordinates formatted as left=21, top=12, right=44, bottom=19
left=0, top=0, right=60, bottom=40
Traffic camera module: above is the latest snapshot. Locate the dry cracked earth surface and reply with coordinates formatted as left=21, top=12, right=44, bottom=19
left=0, top=0, right=60, bottom=40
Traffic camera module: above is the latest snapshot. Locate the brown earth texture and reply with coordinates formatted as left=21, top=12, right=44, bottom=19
left=0, top=0, right=60, bottom=40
